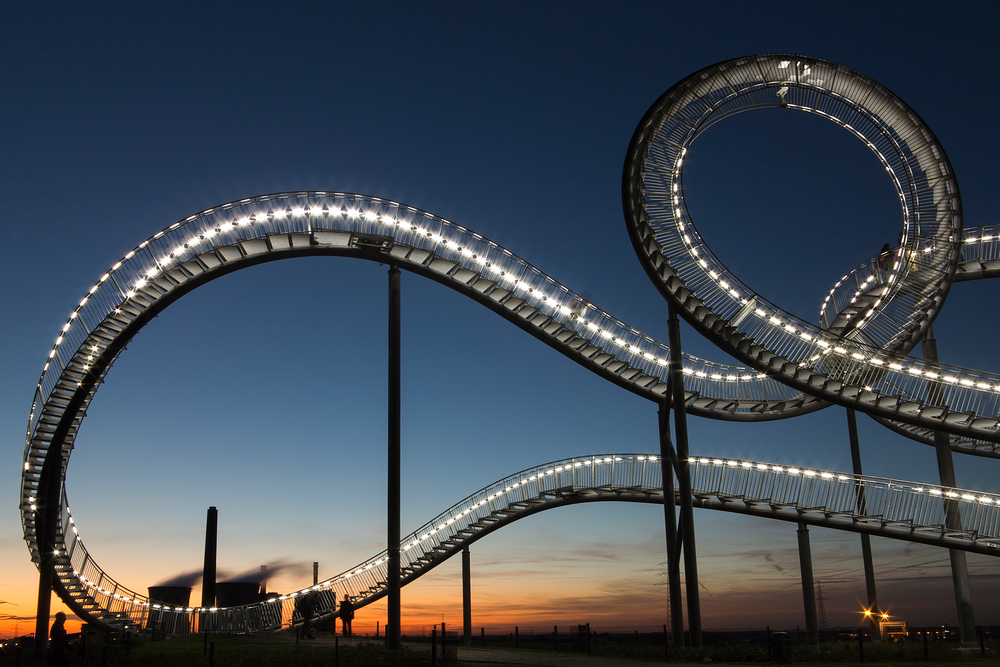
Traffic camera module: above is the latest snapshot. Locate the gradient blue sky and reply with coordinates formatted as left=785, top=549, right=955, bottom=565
left=2, top=1, right=999, bottom=636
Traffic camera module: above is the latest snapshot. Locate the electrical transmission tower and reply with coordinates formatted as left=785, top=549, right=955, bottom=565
left=816, top=582, right=829, bottom=631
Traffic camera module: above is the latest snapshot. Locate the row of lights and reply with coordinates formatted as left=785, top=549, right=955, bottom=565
left=62, top=456, right=651, bottom=614
left=77, top=562, right=346, bottom=613
left=401, top=457, right=639, bottom=551
left=61, top=456, right=643, bottom=614
left=822, top=226, right=996, bottom=330
left=688, top=458, right=1000, bottom=504
left=964, top=232, right=998, bottom=245
left=73, top=568, right=338, bottom=614
left=26, top=209, right=1000, bottom=606
left=35, top=198, right=415, bottom=388
left=654, top=73, right=1000, bottom=403
left=28, top=202, right=993, bottom=520
left=670, top=213, right=1000, bottom=393
left=668, top=199, right=891, bottom=377
left=24, top=199, right=785, bottom=593
left=820, top=267, right=887, bottom=323
left=63, top=451, right=998, bottom=619
left=819, top=237, right=954, bottom=325
left=34, top=196, right=774, bottom=440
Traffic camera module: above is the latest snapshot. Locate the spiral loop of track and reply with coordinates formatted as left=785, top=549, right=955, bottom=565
left=623, top=54, right=1000, bottom=446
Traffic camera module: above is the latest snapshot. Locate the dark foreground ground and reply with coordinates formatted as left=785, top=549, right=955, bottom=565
left=2, top=629, right=997, bottom=666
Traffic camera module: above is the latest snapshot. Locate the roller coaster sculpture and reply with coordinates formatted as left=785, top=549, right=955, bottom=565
left=21, top=54, right=1000, bottom=633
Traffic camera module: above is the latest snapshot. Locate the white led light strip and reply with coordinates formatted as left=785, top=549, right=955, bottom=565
left=624, top=54, right=1000, bottom=444
left=57, top=453, right=999, bottom=630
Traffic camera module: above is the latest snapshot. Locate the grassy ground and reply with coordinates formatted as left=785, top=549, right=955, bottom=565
left=2, top=632, right=997, bottom=666
left=465, top=634, right=999, bottom=665
left=0, top=633, right=433, bottom=666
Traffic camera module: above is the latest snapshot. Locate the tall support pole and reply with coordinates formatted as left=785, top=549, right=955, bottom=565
left=933, top=432, right=976, bottom=645
left=202, top=507, right=218, bottom=610
left=658, top=403, right=685, bottom=646
left=921, top=328, right=976, bottom=646
left=388, top=265, right=402, bottom=651
left=846, top=410, right=881, bottom=640
left=796, top=523, right=820, bottom=651
left=462, top=547, right=472, bottom=645
left=33, top=447, right=62, bottom=660
left=666, top=302, right=702, bottom=649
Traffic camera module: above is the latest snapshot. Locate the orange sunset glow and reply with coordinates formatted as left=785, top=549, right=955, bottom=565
left=4, top=2, right=1000, bottom=654
left=5, top=504, right=999, bottom=640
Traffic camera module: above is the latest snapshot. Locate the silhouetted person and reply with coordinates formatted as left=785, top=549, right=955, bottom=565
left=49, top=611, right=69, bottom=667
left=296, top=590, right=319, bottom=639
left=339, top=596, right=355, bottom=636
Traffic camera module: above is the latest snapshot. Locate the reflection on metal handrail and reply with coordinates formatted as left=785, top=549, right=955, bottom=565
left=54, top=454, right=1000, bottom=633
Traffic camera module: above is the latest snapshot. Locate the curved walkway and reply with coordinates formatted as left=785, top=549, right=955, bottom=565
left=21, top=53, right=1000, bottom=636
left=623, top=54, right=999, bottom=445
left=58, top=453, right=1000, bottom=633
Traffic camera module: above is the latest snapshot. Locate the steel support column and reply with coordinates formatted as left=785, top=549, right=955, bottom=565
left=846, top=409, right=881, bottom=640
left=462, top=547, right=472, bottom=645
left=934, top=431, right=977, bottom=645
left=666, top=302, right=702, bottom=649
left=658, top=403, right=685, bottom=646
left=922, top=328, right=976, bottom=646
left=796, top=523, right=820, bottom=651
left=33, top=448, right=62, bottom=660
left=388, top=265, right=402, bottom=650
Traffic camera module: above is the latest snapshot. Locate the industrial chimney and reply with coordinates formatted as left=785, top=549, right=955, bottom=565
left=202, top=507, right=217, bottom=608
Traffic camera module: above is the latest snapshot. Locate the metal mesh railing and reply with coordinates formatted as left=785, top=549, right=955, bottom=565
left=625, top=54, right=1000, bottom=443
left=51, top=454, right=1000, bottom=634
left=25, top=191, right=787, bottom=447
left=687, top=457, right=1000, bottom=543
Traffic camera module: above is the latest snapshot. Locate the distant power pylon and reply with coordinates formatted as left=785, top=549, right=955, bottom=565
left=816, top=582, right=829, bottom=631
left=656, top=562, right=672, bottom=631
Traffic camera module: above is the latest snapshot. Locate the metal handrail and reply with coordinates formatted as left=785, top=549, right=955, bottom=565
left=23, top=54, right=1000, bottom=639
left=51, top=454, right=1000, bottom=634
left=624, top=54, right=1000, bottom=446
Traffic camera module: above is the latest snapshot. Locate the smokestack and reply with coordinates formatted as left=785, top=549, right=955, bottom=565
left=313, top=562, right=318, bottom=586
left=202, top=507, right=217, bottom=608
left=260, top=565, right=267, bottom=595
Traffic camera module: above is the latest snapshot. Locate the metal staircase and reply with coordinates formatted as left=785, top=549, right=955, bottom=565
left=46, top=453, right=1000, bottom=635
